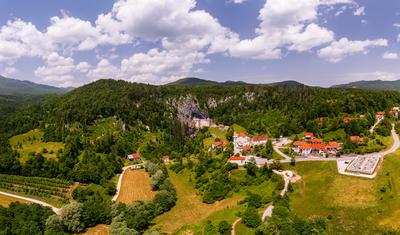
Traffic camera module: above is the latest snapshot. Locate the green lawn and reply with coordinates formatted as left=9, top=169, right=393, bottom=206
left=169, top=169, right=277, bottom=234
left=89, top=117, right=122, bottom=139
left=231, top=124, right=246, bottom=133
left=10, top=129, right=64, bottom=163
left=287, top=151, right=400, bottom=234
left=154, top=168, right=277, bottom=234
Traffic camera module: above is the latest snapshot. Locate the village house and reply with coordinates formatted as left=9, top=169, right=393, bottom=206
left=233, top=132, right=250, bottom=154
left=293, top=139, right=341, bottom=157
left=211, top=140, right=228, bottom=150
left=376, top=112, right=385, bottom=121
left=127, top=153, right=141, bottom=161
left=162, top=155, right=170, bottom=163
left=343, top=117, right=353, bottom=122
left=228, top=156, right=247, bottom=166
left=250, top=135, right=268, bottom=146
left=389, top=107, right=399, bottom=118
left=304, top=132, right=314, bottom=140
left=233, top=132, right=269, bottom=154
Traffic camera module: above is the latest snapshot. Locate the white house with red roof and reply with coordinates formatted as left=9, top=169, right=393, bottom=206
left=293, top=139, right=341, bottom=157
left=228, top=156, right=247, bottom=166
left=250, top=135, right=268, bottom=146
left=233, top=132, right=250, bottom=154
left=376, top=112, right=385, bottom=121
left=127, top=153, right=141, bottom=161
left=162, top=155, right=170, bottom=163
left=304, top=132, right=314, bottom=140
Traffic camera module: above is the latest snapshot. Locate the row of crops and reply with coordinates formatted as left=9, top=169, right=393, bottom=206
left=0, top=174, right=72, bottom=206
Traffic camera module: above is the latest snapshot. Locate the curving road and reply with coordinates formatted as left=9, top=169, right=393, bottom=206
left=0, top=191, right=61, bottom=214
left=261, top=170, right=292, bottom=221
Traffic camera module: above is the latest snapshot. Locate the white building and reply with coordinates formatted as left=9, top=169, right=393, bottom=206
left=233, top=132, right=250, bottom=154
left=192, top=118, right=213, bottom=129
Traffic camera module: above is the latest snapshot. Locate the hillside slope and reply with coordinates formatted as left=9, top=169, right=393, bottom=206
left=0, top=76, right=70, bottom=95
left=332, top=80, right=400, bottom=91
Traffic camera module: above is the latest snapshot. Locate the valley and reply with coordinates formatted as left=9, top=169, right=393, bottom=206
left=1, top=79, right=400, bottom=235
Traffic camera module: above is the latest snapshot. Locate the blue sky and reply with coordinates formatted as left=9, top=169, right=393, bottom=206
left=0, top=0, right=399, bottom=87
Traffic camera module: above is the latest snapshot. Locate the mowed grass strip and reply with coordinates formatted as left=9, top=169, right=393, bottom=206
left=0, top=194, right=28, bottom=207
left=288, top=150, right=400, bottom=234
left=153, top=170, right=242, bottom=234
left=10, top=129, right=64, bottom=162
left=116, top=169, right=155, bottom=204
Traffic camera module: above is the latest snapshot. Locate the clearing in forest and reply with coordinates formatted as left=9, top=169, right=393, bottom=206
left=10, top=129, right=64, bottom=162
left=116, top=169, right=155, bottom=204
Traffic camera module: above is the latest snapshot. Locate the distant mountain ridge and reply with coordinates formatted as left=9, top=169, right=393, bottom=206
left=0, top=76, right=71, bottom=95
left=168, top=77, right=305, bottom=87
left=332, top=80, right=400, bottom=91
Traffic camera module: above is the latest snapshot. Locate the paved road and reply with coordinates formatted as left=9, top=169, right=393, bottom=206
left=231, top=218, right=242, bottom=235
left=380, top=124, right=399, bottom=156
left=0, top=191, right=61, bottom=214
left=261, top=170, right=293, bottom=221
left=370, top=118, right=383, bottom=133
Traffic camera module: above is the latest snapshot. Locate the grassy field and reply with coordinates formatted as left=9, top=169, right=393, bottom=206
left=155, top=169, right=277, bottom=234
left=116, top=169, right=155, bottom=204
left=89, top=117, right=122, bottom=139
left=81, top=224, right=109, bottom=235
left=231, top=124, right=246, bottom=133
left=203, top=127, right=228, bottom=149
left=153, top=170, right=243, bottom=234
left=287, top=150, right=400, bottom=234
left=0, top=194, right=28, bottom=207
left=10, top=129, right=64, bottom=162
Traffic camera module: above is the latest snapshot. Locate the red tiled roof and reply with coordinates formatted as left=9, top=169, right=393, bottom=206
left=311, top=143, right=325, bottom=150
left=310, top=138, right=323, bottom=143
left=128, top=153, right=141, bottom=159
left=327, top=141, right=339, bottom=149
left=163, top=155, right=170, bottom=159
left=293, top=141, right=306, bottom=147
left=299, top=143, right=312, bottom=149
left=376, top=112, right=384, bottom=115
left=251, top=135, right=268, bottom=142
left=304, top=132, right=314, bottom=137
left=343, top=117, right=353, bottom=121
left=239, top=132, right=247, bottom=137
left=229, top=156, right=245, bottom=161
left=242, top=145, right=251, bottom=151
left=213, top=140, right=227, bottom=147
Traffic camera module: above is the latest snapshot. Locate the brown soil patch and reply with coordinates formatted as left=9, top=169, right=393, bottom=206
left=116, top=169, right=155, bottom=204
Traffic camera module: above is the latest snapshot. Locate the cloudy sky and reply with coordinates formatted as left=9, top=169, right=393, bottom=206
left=0, top=0, right=399, bottom=87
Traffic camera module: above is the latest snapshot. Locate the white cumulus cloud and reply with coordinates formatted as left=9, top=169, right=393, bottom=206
left=318, top=38, right=388, bottom=63
left=228, top=0, right=354, bottom=59
left=382, top=52, right=398, bottom=60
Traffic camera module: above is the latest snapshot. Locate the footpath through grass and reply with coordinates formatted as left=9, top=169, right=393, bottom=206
left=288, top=150, right=400, bottom=234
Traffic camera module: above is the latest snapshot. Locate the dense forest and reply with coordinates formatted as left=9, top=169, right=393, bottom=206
left=1, top=79, right=400, bottom=234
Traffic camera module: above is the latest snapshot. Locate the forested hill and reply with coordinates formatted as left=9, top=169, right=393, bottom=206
left=2, top=78, right=400, bottom=140
left=332, top=79, right=400, bottom=91
left=168, top=77, right=305, bottom=87
left=0, top=75, right=70, bottom=95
